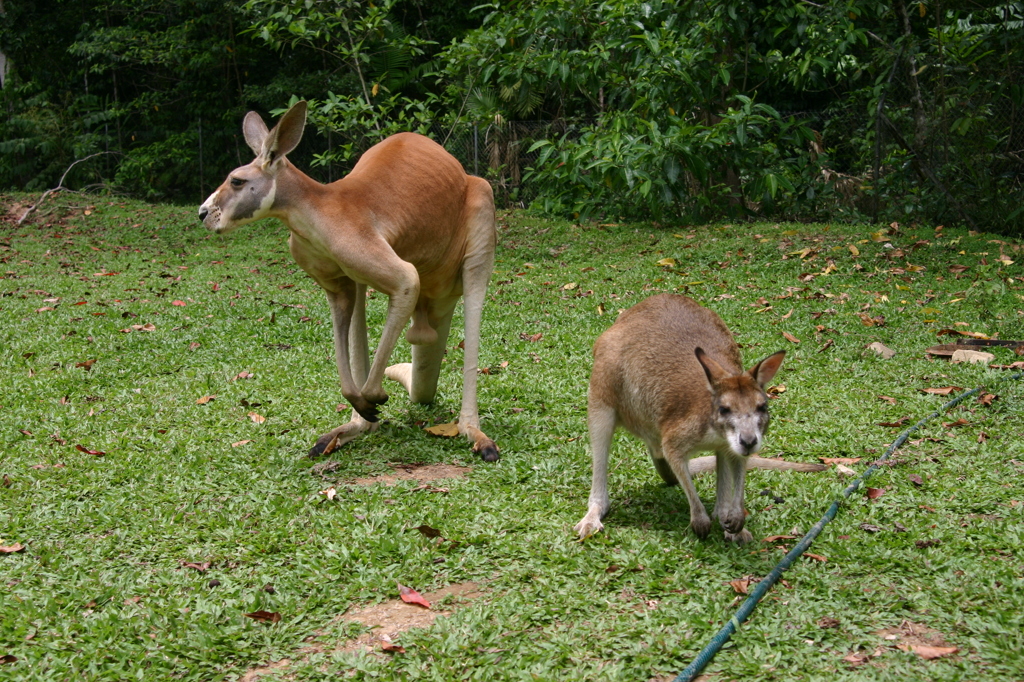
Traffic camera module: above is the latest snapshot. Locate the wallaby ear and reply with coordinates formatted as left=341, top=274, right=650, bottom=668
left=261, top=101, right=307, bottom=165
left=695, top=347, right=730, bottom=387
left=242, top=111, right=270, bottom=157
left=748, top=351, right=786, bottom=388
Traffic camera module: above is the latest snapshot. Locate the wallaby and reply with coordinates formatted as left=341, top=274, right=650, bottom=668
left=199, top=102, right=499, bottom=461
left=574, top=294, right=825, bottom=543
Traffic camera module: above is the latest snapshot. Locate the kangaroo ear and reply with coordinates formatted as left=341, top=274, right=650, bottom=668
left=242, top=112, right=270, bottom=157
left=695, top=347, right=730, bottom=387
left=748, top=351, right=786, bottom=388
left=261, top=101, right=307, bottom=166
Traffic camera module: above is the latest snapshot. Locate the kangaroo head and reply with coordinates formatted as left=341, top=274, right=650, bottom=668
left=199, top=101, right=307, bottom=234
left=695, top=348, right=785, bottom=457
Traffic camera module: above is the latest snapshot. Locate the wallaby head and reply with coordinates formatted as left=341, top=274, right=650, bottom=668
left=695, top=347, right=785, bottom=458
left=199, top=101, right=308, bottom=234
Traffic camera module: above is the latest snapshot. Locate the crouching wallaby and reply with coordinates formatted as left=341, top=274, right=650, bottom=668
left=574, top=294, right=824, bottom=543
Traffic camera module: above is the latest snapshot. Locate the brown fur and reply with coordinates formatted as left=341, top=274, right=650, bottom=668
left=574, top=294, right=824, bottom=542
left=200, top=102, right=498, bottom=461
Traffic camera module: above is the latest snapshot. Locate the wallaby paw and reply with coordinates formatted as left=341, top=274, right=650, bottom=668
left=574, top=515, right=604, bottom=540
left=308, top=432, right=341, bottom=459
left=473, top=438, right=500, bottom=462
left=690, top=513, right=712, bottom=540
left=724, top=528, right=753, bottom=544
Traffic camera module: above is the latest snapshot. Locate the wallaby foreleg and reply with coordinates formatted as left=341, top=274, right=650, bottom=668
left=714, top=450, right=751, bottom=543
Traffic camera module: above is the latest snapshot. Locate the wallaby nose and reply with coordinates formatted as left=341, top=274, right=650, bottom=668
left=740, top=436, right=758, bottom=453
left=198, top=207, right=209, bottom=222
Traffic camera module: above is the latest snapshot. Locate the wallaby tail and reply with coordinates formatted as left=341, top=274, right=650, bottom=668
left=688, top=455, right=826, bottom=477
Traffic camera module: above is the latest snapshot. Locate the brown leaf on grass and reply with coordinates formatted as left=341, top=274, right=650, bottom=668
left=948, top=264, right=969, bottom=274
left=75, top=359, right=97, bottom=371
left=188, top=342, right=201, bottom=351
left=921, top=386, right=962, bottom=396
left=75, top=444, right=105, bottom=456
left=729, top=579, right=750, bottom=595
left=232, top=371, right=253, bottom=381
left=520, top=332, right=543, bottom=342
left=936, top=328, right=989, bottom=339
left=858, top=313, right=886, bottom=327
left=397, top=583, right=431, bottom=609
left=867, top=341, right=895, bottom=358
left=766, top=384, right=786, bottom=395
left=412, top=524, right=442, bottom=539
left=0, top=543, right=25, bottom=554
left=820, top=457, right=862, bottom=465
left=379, top=634, right=406, bottom=653
left=866, top=487, right=886, bottom=500
left=942, top=418, right=969, bottom=428
left=230, top=440, right=251, bottom=448
left=843, top=652, right=869, bottom=665
left=817, top=338, right=834, bottom=353
left=878, top=416, right=910, bottom=427
left=244, top=610, right=281, bottom=623
left=319, top=487, right=337, bottom=500
left=897, top=644, right=958, bottom=660
left=804, top=553, right=827, bottom=562
left=916, top=539, right=941, bottom=548
left=181, top=561, right=210, bottom=572
left=859, top=523, right=883, bottom=533
left=19, top=429, right=32, bottom=437
left=818, top=616, right=840, bottom=629
left=196, top=395, right=216, bottom=405
left=977, top=393, right=997, bottom=406
left=878, top=395, right=897, bottom=405
left=59, top=396, right=69, bottom=405
left=977, top=431, right=989, bottom=443
left=2, top=475, right=10, bottom=488
left=171, top=300, right=186, bottom=307
left=908, top=474, right=924, bottom=486
left=782, top=331, right=800, bottom=344
left=123, top=596, right=142, bottom=605
left=424, top=422, right=459, bottom=438
left=248, top=412, right=266, bottom=424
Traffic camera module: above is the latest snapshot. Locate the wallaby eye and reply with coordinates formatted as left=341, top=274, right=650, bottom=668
left=230, top=177, right=246, bottom=188
left=718, top=406, right=731, bottom=416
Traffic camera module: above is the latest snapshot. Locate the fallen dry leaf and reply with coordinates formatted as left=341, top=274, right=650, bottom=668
left=397, top=583, right=431, bottom=609
left=75, top=359, right=97, bottom=371
left=843, top=652, right=869, bottom=665
left=819, top=616, right=840, bottom=629
left=379, top=633, right=406, bottom=653
left=866, top=487, right=886, bottom=500
left=181, top=561, right=210, bottom=572
left=836, top=464, right=857, bottom=476
left=244, top=610, right=281, bottom=624
left=196, top=395, right=216, bottom=405
left=878, top=395, right=897, bottom=405
left=520, top=332, right=543, bottom=342
left=189, top=342, right=201, bottom=351
left=172, top=300, right=186, bottom=307
left=820, top=457, right=862, bottom=465
left=782, top=331, right=801, bottom=344
left=898, top=644, right=958, bottom=660
left=2, top=475, right=10, bottom=488
left=766, top=384, right=786, bottom=395
left=248, top=412, right=266, bottom=424
left=978, top=393, right=997, bottom=406
left=319, top=487, right=337, bottom=501
left=804, top=553, right=827, bottom=562
left=921, top=386, right=962, bottom=396
left=232, top=371, right=252, bottom=381
left=909, top=474, right=924, bottom=486
left=74, top=444, right=105, bottom=456
left=859, top=523, right=883, bottom=533
left=412, top=524, right=442, bottom=539
left=231, top=440, right=251, bottom=448
left=878, top=416, right=910, bottom=427
left=942, top=418, right=969, bottom=428
left=763, top=534, right=797, bottom=543
left=936, top=328, right=989, bottom=339
left=729, top=579, right=750, bottom=594
left=0, top=543, right=25, bottom=554
left=424, top=422, right=460, bottom=438
left=1, top=654, right=18, bottom=664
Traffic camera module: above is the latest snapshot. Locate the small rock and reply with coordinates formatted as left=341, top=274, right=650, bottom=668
left=950, top=349, right=995, bottom=365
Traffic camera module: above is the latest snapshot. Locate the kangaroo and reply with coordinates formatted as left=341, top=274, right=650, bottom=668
left=199, top=102, right=499, bottom=461
left=574, top=294, right=824, bottom=543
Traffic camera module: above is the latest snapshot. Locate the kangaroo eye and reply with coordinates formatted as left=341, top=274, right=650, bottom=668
left=718, top=406, right=731, bottom=416
left=230, top=177, right=245, bottom=188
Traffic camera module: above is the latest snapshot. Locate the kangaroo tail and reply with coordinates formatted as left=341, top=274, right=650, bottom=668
left=687, top=455, right=826, bottom=477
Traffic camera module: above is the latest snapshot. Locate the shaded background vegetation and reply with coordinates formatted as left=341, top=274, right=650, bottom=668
left=1, top=0, right=1022, bottom=233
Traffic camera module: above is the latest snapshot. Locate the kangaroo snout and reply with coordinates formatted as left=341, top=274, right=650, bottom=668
left=198, top=206, right=209, bottom=222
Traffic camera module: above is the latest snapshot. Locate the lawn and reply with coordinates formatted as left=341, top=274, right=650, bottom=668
left=1, top=192, right=1023, bottom=681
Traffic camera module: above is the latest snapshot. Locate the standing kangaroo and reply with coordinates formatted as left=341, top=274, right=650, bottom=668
left=574, top=294, right=824, bottom=542
left=199, top=102, right=499, bottom=461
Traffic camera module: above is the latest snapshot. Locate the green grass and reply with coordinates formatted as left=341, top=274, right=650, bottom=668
left=1, top=193, right=1023, bottom=681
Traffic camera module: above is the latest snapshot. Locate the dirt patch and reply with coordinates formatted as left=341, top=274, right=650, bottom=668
left=350, top=463, right=472, bottom=486
left=239, top=581, right=484, bottom=680
left=875, top=620, right=952, bottom=648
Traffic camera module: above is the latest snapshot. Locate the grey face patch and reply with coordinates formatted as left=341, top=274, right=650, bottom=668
left=231, top=184, right=264, bottom=221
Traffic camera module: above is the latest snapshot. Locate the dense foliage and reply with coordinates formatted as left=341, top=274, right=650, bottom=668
left=1, top=1, right=1022, bottom=232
